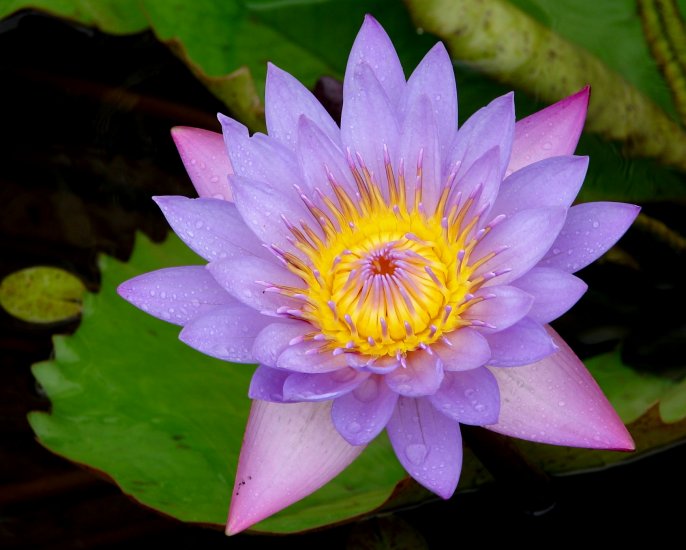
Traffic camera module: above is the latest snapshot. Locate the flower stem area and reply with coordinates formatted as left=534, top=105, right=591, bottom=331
left=1, top=11, right=685, bottom=548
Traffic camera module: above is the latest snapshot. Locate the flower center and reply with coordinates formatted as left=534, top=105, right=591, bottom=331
left=271, top=151, right=504, bottom=360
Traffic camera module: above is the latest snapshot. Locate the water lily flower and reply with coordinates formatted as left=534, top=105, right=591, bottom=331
left=118, top=15, right=638, bottom=535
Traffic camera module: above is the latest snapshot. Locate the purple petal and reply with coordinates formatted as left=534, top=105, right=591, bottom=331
left=433, top=328, right=491, bottom=371
left=226, top=400, right=364, bottom=535
left=277, top=341, right=349, bottom=373
left=282, top=368, right=370, bottom=402
left=252, top=322, right=309, bottom=368
left=266, top=63, right=341, bottom=150
left=447, top=92, right=514, bottom=180
left=399, top=94, right=441, bottom=210
left=472, top=207, right=567, bottom=286
left=430, top=368, right=500, bottom=425
left=153, top=196, right=271, bottom=262
left=486, top=326, right=634, bottom=450
left=386, top=396, right=462, bottom=499
left=248, top=366, right=291, bottom=403
left=386, top=349, right=444, bottom=397
left=402, top=42, right=457, bottom=159
left=331, top=376, right=399, bottom=445
left=492, top=155, right=589, bottom=218
left=485, top=318, right=558, bottom=367
left=179, top=305, right=269, bottom=363
left=117, top=266, right=236, bottom=326
left=508, top=87, right=589, bottom=175
left=512, top=267, right=587, bottom=323
left=171, top=127, right=233, bottom=200
left=340, top=61, right=400, bottom=193
left=207, top=256, right=303, bottom=314
left=449, top=147, right=501, bottom=229
left=465, top=285, right=534, bottom=333
left=344, top=15, right=405, bottom=108
left=539, top=202, right=640, bottom=273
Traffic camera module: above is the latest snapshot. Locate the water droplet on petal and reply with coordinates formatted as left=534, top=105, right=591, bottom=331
left=592, top=221, right=599, bottom=228
left=405, top=443, right=428, bottom=465
left=542, top=141, right=553, bottom=150
left=347, top=421, right=361, bottom=433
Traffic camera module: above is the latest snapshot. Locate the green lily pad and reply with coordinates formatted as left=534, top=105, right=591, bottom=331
left=0, top=266, right=85, bottom=323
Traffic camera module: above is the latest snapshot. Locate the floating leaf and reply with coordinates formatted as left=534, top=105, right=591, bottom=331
left=0, top=266, right=85, bottom=323
left=659, top=378, right=686, bottom=422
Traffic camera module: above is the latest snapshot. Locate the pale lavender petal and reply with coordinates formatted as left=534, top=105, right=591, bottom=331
left=486, top=326, right=634, bottom=450
left=153, top=196, right=271, bottom=262
left=540, top=202, right=640, bottom=273
left=465, top=285, right=534, bottom=333
left=433, top=328, right=491, bottom=371
left=402, top=42, right=457, bottom=159
left=492, top=155, right=589, bottom=218
left=331, top=376, right=399, bottom=445
left=226, top=400, right=364, bottom=535
left=344, top=14, right=405, bottom=108
left=430, top=368, right=500, bottom=425
left=512, top=267, right=588, bottom=323
left=340, top=62, right=400, bottom=192
left=266, top=63, right=341, bottom=149
left=472, top=207, right=567, bottom=286
left=508, top=87, right=589, bottom=175
left=449, top=147, right=501, bottom=226
left=207, top=256, right=303, bottom=314
left=399, top=94, right=441, bottom=210
left=171, top=127, right=233, bottom=200
left=248, top=366, right=290, bottom=403
left=386, top=396, right=462, bottom=499
left=486, top=318, right=557, bottom=367
left=447, top=92, right=514, bottom=180
left=117, top=266, right=236, bottom=326
left=252, top=322, right=309, bottom=368
left=386, top=349, right=444, bottom=397
left=277, top=341, right=349, bottom=373
left=179, top=305, right=269, bottom=363
left=282, top=368, right=370, bottom=402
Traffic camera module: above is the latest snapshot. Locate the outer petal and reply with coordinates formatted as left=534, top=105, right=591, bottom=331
left=117, top=266, right=236, bottom=326
left=277, top=342, right=349, bottom=373
left=153, top=196, right=271, bottom=262
left=283, top=368, right=370, bottom=402
left=465, top=285, right=534, bottom=334
left=207, top=256, right=303, bottom=314
left=539, top=202, right=640, bottom=273
left=344, top=14, right=406, bottom=108
left=429, top=368, right=500, bottom=426
left=248, top=366, right=291, bottom=403
left=252, top=322, right=309, bottom=368
left=485, top=318, right=558, bottom=367
left=227, top=400, right=365, bottom=535
left=512, top=267, right=588, bottom=323
left=386, top=349, right=444, bottom=397
left=386, top=396, right=462, bottom=499
left=171, top=127, right=233, bottom=200
left=433, top=328, right=491, bottom=371
left=486, top=326, right=634, bottom=450
left=332, top=376, right=399, bottom=445
left=508, top=86, right=589, bottom=175
left=179, top=305, right=269, bottom=363
left=266, top=63, right=341, bottom=149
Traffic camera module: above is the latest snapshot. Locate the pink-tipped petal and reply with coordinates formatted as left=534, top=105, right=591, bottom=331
left=117, top=266, right=236, bottom=326
left=512, top=267, right=588, bottom=323
left=344, top=14, right=406, bottom=108
left=266, top=63, right=341, bottom=150
left=332, top=376, right=399, bottom=445
left=252, top=322, right=309, bottom=368
left=153, top=196, right=271, bottom=262
left=486, top=326, right=634, bottom=450
left=248, top=366, right=291, bottom=403
left=386, top=349, right=444, bottom=397
left=283, top=368, right=370, bottom=402
left=171, top=127, right=233, bottom=200
left=433, top=328, right=491, bottom=371
left=277, top=341, right=349, bottom=373
left=429, top=368, right=500, bottom=426
left=465, top=285, right=534, bottom=334
left=486, top=318, right=558, bottom=367
left=387, top=397, right=462, bottom=499
left=227, top=400, right=365, bottom=535
left=207, top=256, right=303, bottom=314
left=540, top=202, right=640, bottom=273
left=508, top=86, right=589, bottom=174
left=179, top=305, right=269, bottom=363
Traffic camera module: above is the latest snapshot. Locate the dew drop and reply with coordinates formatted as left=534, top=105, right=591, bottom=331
left=212, top=193, right=225, bottom=200
left=210, top=175, right=220, bottom=183
left=347, top=421, right=361, bottom=434
left=473, top=403, right=486, bottom=412
left=464, top=388, right=475, bottom=398
left=592, top=221, right=599, bottom=228
left=405, top=443, right=428, bottom=465
left=558, top=400, right=566, bottom=407
left=190, top=159, right=197, bottom=165
left=195, top=220, right=204, bottom=229
left=542, top=141, right=553, bottom=150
